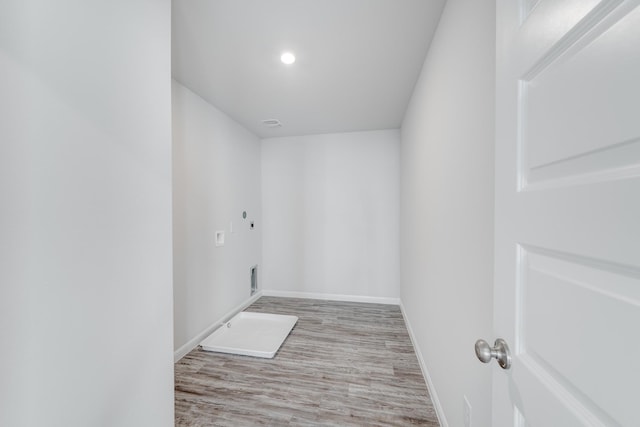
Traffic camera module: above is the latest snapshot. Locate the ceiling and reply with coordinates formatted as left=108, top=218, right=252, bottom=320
left=172, top=0, right=446, bottom=138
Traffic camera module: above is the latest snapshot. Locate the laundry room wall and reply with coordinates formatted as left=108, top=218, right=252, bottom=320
left=172, top=80, right=262, bottom=357
left=400, top=0, right=496, bottom=425
left=261, top=130, right=400, bottom=302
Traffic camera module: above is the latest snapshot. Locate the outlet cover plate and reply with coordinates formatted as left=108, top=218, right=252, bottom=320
left=215, top=231, right=225, bottom=247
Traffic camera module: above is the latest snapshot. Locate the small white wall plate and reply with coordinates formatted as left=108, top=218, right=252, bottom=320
left=215, top=230, right=225, bottom=246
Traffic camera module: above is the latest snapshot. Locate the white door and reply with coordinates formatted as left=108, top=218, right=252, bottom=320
left=493, top=0, right=640, bottom=425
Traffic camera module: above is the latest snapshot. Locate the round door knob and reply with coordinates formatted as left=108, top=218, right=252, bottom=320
left=475, top=338, right=511, bottom=370
left=474, top=339, right=493, bottom=363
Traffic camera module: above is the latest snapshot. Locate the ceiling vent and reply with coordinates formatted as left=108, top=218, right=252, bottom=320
left=261, top=119, right=282, bottom=128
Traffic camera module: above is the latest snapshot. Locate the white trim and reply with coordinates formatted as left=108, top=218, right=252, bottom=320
left=261, top=289, right=400, bottom=305
left=399, top=300, right=448, bottom=427
left=173, top=291, right=264, bottom=362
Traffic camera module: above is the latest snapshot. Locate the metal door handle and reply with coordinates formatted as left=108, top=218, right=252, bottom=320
left=475, top=338, right=511, bottom=369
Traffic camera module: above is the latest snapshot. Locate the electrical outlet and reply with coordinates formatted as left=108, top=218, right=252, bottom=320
left=463, top=395, right=472, bottom=427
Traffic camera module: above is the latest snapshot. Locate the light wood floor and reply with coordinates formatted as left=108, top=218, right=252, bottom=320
left=175, top=297, right=439, bottom=426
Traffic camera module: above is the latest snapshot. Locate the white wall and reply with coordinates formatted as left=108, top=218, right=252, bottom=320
left=0, top=1, right=174, bottom=426
left=400, top=0, right=495, bottom=426
left=172, top=80, right=262, bottom=355
left=261, top=130, right=400, bottom=301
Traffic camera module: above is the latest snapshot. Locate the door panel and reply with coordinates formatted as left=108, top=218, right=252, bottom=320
left=494, top=0, right=640, bottom=426
left=523, top=5, right=640, bottom=184
left=520, top=247, right=640, bottom=425
left=514, top=0, right=613, bottom=76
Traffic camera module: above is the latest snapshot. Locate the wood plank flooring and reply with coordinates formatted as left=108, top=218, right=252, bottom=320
left=175, top=297, right=439, bottom=426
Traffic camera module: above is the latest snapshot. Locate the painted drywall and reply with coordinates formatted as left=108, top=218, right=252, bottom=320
left=261, top=130, right=400, bottom=300
left=400, top=0, right=495, bottom=426
left=0, top=1, right=174, bottom=426
left=172, top=80, right=262, bottom=355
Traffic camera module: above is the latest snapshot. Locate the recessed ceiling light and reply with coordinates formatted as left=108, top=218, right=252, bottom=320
left=280, top=52, right=295, bottom=65
left=262, top=119, right=282, bottom=128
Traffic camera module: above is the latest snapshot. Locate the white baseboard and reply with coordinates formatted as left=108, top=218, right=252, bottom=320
left=173, top=290, right=263, bottom=362
left=261, top=289, right=400, bottom=306
left=399, top=301, right=448, bottom=427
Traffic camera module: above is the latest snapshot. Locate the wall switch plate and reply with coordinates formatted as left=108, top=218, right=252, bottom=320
left=229, top=221, right=233, bottom=233
left=463, top=395, right=472, bottom=427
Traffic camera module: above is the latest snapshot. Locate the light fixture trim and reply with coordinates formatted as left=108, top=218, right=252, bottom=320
left=262, top=119, right=282, bottom=128
left=280, top=52, right=296, bottom=65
